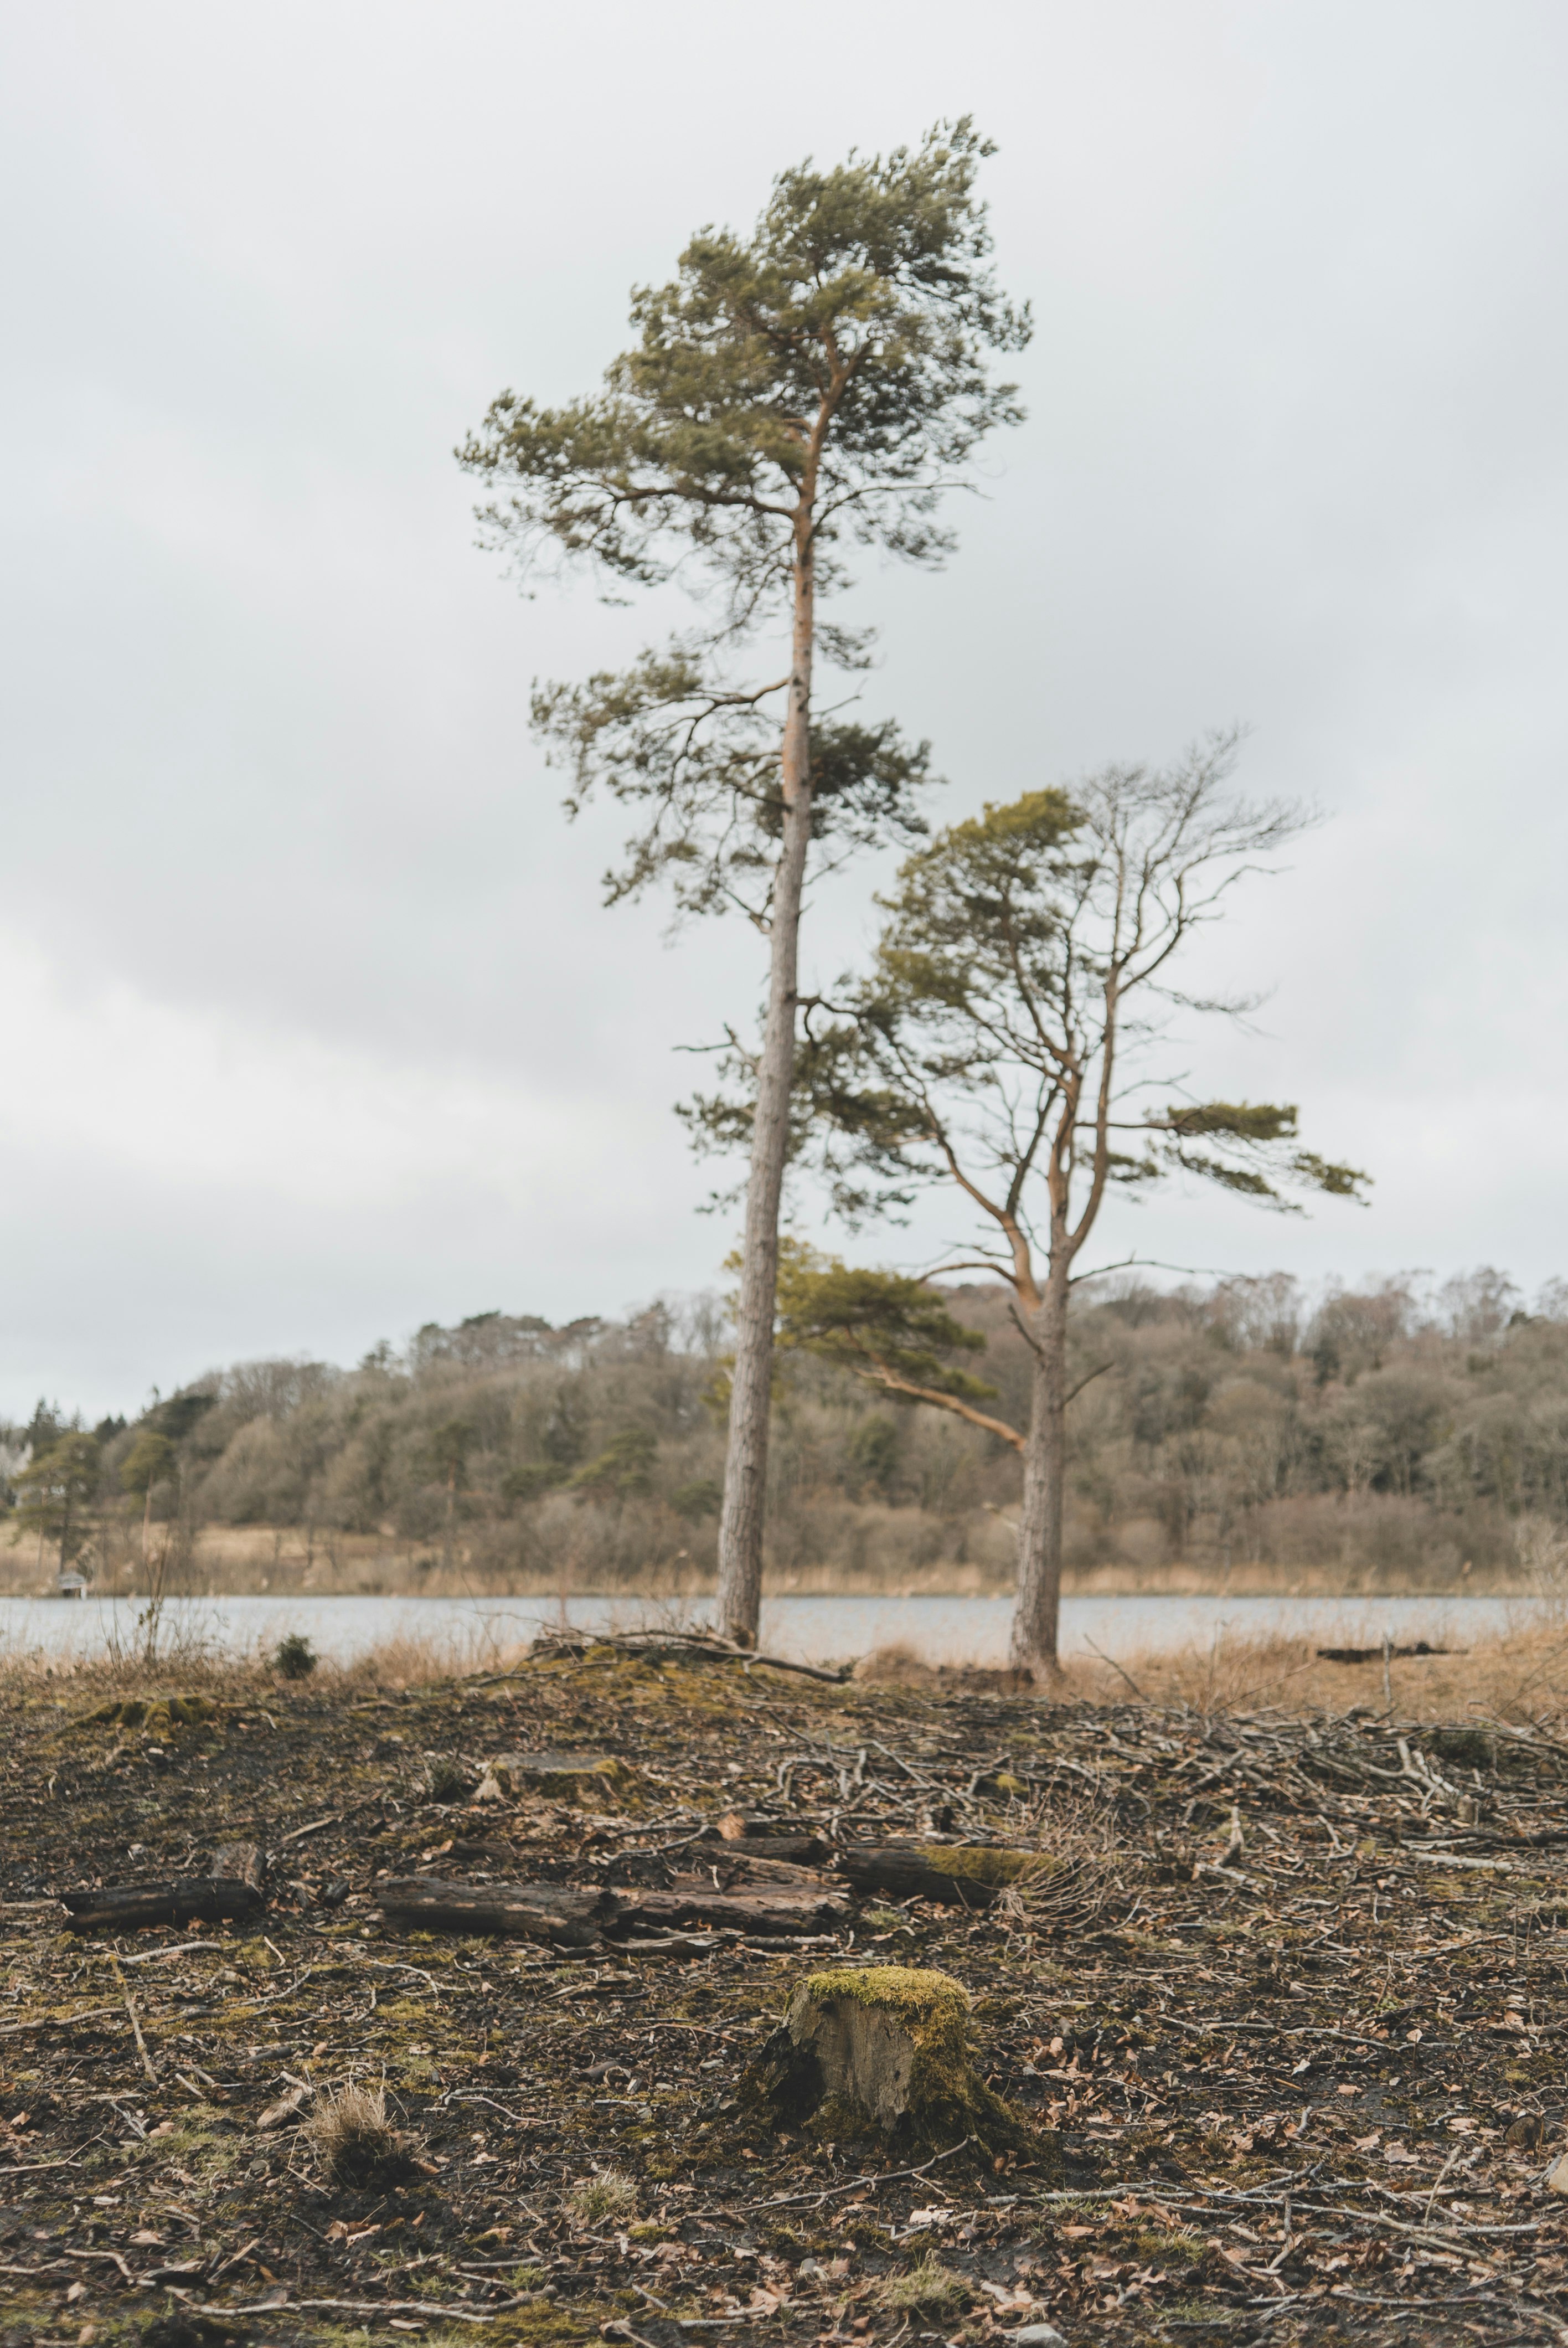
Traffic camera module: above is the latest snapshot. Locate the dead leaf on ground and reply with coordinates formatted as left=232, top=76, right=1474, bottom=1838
left=256, top=2083, right=311, bottom=2130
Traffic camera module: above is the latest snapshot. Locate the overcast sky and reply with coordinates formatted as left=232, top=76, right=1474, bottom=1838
left=4, top=0, right=1566, bottom=1421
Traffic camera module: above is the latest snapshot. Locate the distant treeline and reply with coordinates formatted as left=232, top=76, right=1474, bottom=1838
left=4, top=1265, right=1566, bottom=1590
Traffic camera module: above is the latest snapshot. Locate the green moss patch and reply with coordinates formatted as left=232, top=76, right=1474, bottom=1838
left=916, top=1846, right=1054, bottom=1888
left=801, top=1963, right=971, bottom=2017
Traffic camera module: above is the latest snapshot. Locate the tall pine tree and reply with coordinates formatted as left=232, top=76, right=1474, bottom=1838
left=460, top=122, right=1029, bottom=1642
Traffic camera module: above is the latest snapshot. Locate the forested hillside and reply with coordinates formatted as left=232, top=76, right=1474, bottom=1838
left=4, top=1266, right=1566, bottom=1594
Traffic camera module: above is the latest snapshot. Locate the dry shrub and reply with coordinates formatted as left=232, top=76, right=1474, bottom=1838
left=305, top=2083, right=416, bottom=2190
left=569, top=2169, right=638, bottom=2225
left=996, top=1785, right=1126, bottom=1932
left=25, top=1600, right=228, bottom=1691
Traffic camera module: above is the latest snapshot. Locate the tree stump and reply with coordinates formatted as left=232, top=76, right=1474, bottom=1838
left=745, top=1965, right=1052, bottom=2164
left=211, top=1843, right=267, bottom=1898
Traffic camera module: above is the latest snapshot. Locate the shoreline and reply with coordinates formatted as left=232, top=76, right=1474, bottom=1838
left=0, top=1586, right=1537, bottom=1701
left=0, top=1557, right=1531, bottom=1603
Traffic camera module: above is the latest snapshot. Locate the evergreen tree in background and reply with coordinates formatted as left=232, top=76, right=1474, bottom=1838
left=16, top=1432, right=101, bottom=1573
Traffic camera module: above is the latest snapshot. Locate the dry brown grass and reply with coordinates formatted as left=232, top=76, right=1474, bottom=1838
left=6, top=1611, right=1567, bottom=1727
left=1070, top=1619, right=1568, bottom=1722
left=853, top=1616, right=1568, bottom=1727
left=568, top=2169, right=638, bottom=2225
left=873, top=2257, right=971, bottom=2315
left=304, top=2083, right=417, bottom=2190
left=0, top=1618, right=537, bottom=1701
left=853, top=1639, right=932, bottom=1685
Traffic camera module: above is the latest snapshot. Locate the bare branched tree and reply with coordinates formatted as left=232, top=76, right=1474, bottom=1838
left=691, top=735, right=1370, bottom=1672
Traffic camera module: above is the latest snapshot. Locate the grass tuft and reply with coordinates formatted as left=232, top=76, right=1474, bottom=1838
left=874, top=2256, right=970, bottom=2314
left=569, top=2168, right=638, bottom=2225
left=305, top=2082, right=416, bottom=2189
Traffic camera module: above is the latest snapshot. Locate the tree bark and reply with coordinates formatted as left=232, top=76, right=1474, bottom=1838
left=60, top=1844, right=267, bottom=1935
left=370, top=1875, right=847, bottom=1945
left=616, top=1879, right=849, bottom=1937
left=374, top=1878, right=613, bottom=1948
left=1010, top=1271, right=1070, bottom=1676
left=210, top=1842, right=267, bottom=1897
left=715, top=535, right=815, bottom=1646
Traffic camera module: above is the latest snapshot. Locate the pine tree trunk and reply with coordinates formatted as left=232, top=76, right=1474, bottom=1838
left=1009, top=1271, right=1069, bottom=1677
left=716, top=539, right=815, bottom=1647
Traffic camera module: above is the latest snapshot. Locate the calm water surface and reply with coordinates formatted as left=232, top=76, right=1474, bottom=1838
left=0, top=1589, right=1526, bottom=1669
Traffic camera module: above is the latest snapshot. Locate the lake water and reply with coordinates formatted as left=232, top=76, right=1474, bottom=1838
left=0, top=1589, right=1528, bottom=1671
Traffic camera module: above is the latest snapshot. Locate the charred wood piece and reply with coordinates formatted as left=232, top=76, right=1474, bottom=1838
left=60, top=1842, right=267, bottom=1935
left=708, top=1813, right=834, bottom=1865
left=373, top=1878, right=615, bottom=1947
left=371, top=1871, right=848, bottom=1947
left=1316, top=1641, right=1456, bottom=1664
left=613, top=1880, right=851, bottom=1938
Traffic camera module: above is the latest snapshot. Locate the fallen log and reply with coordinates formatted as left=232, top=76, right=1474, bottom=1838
left=1316, top=1641, right=1457, bottom=1664
left=372, top=1877, right=615, bottom=1948
left=835, top=1842, right=1046, bottom=1908
left=474, top=1752, right=638, bottom=1803
left=707, top=1836, right=834, bottom=1869
left=613, top=1879, right=850, bottom=1938
left=60, top=1842, right=267, bottom=1935
left=372, top=1871, right=847, bottom=1946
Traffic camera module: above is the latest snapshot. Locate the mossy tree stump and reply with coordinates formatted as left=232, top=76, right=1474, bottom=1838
left=746, top=1966, right=1052, bottom=2165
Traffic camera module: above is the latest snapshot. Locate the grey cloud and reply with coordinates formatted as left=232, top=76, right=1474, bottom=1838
left=2, top=0, right=1566, bottom=1414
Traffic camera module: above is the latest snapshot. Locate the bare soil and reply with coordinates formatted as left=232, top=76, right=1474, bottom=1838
left=4, top=1646, right=1568, bottom=2347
